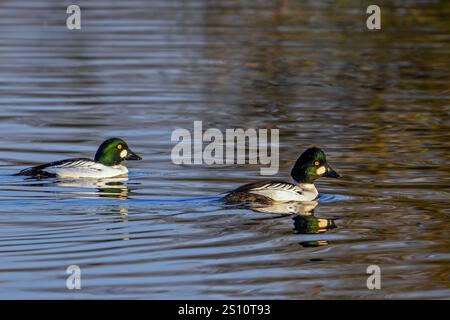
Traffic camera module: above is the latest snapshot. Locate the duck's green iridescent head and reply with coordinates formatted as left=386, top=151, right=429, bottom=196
left=94, top=138, right=142, bottom=166
left=291, top=147, right=339, bottom=183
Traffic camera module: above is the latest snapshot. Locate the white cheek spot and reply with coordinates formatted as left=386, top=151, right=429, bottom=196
left=317, top=219, right=328, bottom=228
left=120, top=150, right=128, bottom=158
left=316, top=166, right=326, bottom=175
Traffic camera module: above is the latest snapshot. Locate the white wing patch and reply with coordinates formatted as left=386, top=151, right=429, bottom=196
left=50, top=159, right=99, bottom=169
left=248, top=182, right=315, bottom=202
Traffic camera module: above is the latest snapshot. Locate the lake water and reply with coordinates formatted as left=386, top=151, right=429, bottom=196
left=0, top=0, right=449, bottom=299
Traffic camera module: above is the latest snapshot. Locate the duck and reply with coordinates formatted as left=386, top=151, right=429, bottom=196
left=16, top=138, right=142, bottom=179
left=223, top=147, right=339, bottom=203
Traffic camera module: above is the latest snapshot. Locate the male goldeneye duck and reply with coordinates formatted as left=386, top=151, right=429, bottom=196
left=223, top=147, right=339, bottom=203
left=16, top=138, right=142, bottom=179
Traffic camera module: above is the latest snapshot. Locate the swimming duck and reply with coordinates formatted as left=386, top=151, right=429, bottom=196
left=16, top=138, right=142, bottom=179
left=223, top=147, right=339, bottom=203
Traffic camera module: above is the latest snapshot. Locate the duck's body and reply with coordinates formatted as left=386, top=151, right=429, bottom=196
left=224, top=181, right=318, bottom=204
left=18, top=158, right=129, bottom=179
left=223, top=147, right=339, bottom=204
left=17, top=138, right=141, bottom=179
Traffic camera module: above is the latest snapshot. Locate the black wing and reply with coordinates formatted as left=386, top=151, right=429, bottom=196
left=16, top=158, right=93, bottom=177
left=223, top=180, right=301, bottom=204
left=228, top=180, right=294, bottom=193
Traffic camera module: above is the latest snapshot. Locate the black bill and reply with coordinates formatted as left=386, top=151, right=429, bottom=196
left=323, top=165, right=340, bottom=178
left=126, top=150, right=142, bottom=161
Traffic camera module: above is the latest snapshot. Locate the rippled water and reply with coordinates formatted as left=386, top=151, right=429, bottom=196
left=0, top=0, right=449, bottom=299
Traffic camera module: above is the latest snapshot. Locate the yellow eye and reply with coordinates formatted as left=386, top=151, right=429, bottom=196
left=117, top=144, right=123, bottom=150
left=314, top=161, right=320, bottom=166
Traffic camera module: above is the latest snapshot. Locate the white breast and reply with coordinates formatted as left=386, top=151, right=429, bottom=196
left=249, top=182, right=318, bottom=202
left=45, top=160, right=129, bottom=179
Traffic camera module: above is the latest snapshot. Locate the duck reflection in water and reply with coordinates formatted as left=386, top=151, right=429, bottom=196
left=55, top=177, right=130, bottom=199
left=55, top=178, right=131, bottom=240
left=241, top=200, right=337, bottom=247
